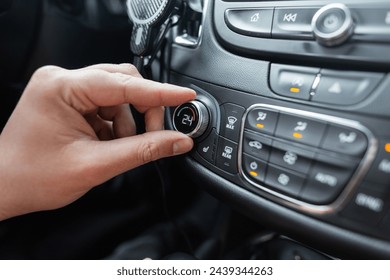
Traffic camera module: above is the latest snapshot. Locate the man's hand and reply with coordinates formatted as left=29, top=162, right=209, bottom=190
left=0, top=63, right=196, bottom=221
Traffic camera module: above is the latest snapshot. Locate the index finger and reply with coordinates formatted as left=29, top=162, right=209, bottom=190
left=61, top=69, right=196, bottom=113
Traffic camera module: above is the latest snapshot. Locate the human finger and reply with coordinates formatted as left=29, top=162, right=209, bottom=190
left=58, top=69, right=196, bottom=113
left=144, top=106, right=165, bottom=132
left=83, top=63, right=143, bottom=78
left=79, top=130, right=193, bottom=184
left=98, top=105, right=136, bottom=137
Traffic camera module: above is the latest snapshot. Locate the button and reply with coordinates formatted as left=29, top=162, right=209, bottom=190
left=265, top=164, right=305, bottom=197
left=275, top=113, right=327, bottom=147
left=353, top=7, right=390, bottom=43
left=320, top=125, right=367, bottom=156
left=365, top=139, right=390, bottom=185
left=245, top=108, right=279, bottom=136
left=312, top=3, right=354, bottom=47
left=216, top=137, right=238, bottom=174
left=224, top=8, right=274, bottom=38
left=270, top=140, right=314, bottom=174
left=300, top=162, right=352, bottom=204
left=243, top=131, right=272, bottom=161
left=220, top=103, right=245, bottom=143
left=312, top=69, right=384, bottom=106
left=270, top=64, right=319, bottom=100
left=242, top=154, right=267, bottom=183
left=341, top=182, right=389, bottom=226
left=196, top=129, right=218, bottom=164
left=272, top=7, right=319, bottom=39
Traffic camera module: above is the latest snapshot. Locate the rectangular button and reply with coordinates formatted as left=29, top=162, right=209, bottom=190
left=245, top=108, right=279, bottom=136
left=270, top=140, right=314, bottom=174
left=242, top=154, right=267, bottom=183
left=353, top=7, right=390, bottom=43
left=312, top=69, right=384, bottom=105
left=275, top=113, right=327, bottom=147
left=265, top=164, right=305, bottom=198
left=243, top=131, right=272, bottom=161
left=220, top=103, right=245, bottom=143
left=216, top=137, right=238, bottom=174
left=272, top=7, right=319, bottom=39
left=270, top=64, right=319, bottom=100
left=196, top=129, right=218, bottom=164
left=300, top=162, right=352, bottom=204
left=341, top=182, right=389, bottom=226
left=224, top=8, right=274, bottom=38
left=320, top=125, right=367, bottom=156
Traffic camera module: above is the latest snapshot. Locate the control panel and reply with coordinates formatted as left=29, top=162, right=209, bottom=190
left=167, top=0, right=390, bottom=254
left=214, top=0, right=390, bottom=65
left=170, top=83, right=390, bottom=239
left=240, top=104, right=373, bottom=211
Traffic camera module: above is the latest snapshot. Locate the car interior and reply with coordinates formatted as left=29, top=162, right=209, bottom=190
left=1, top=0, right=390, bottom=260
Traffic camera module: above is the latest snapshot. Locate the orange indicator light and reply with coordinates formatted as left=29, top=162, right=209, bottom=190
left=256, top=123, right=264, bottom=129
left=293, top=132, right=303, bottom=139
left=385, top=143, right=390, bottom=153
left=249, top=171, right=258, bottom=177
left=290, top=87, right=301, bottom=93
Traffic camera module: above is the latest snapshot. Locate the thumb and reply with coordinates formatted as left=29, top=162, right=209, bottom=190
left=85, top=130, right=193, bottom=183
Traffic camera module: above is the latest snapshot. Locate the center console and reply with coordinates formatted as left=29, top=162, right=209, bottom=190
left=167, top=0, right=390, bottom=258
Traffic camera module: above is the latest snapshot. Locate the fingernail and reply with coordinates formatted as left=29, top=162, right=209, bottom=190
left=173, top=138, right=193, bottom=155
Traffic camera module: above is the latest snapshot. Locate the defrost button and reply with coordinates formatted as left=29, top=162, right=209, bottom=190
left=220, top=103, right=245, bottom=143
left=216, top=137, right=238, bottom=174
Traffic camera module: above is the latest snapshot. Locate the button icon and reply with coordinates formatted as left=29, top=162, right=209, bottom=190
left=250, top=13, right=260, bottom=22
left=328, top=82, right=342, bottom=94
left=385, top=11, right=390, bottom=25
left=338, top=131, right=357, bottom=144
left=294, top=121, right=307, bottom=132
left=283, top=151, right=298, bottom=165
left=249, top=141, right=263, bottom=150
left=378, top=159, right=390, bottom=174
left=355, top=193, right=384, bottom=213
left=277, top=173, right=290, bottom=186
left=283, top=13, right=297, bottom=23
left=257, top=112, right=267, bottom=121
left=250, top=161, right=258, bottom=170
left=290, top=78, right=304, bottom=93
left=202, top=146, right=210, bottom=153
left=226, top=116, right=237, bottom=130
left=222, top=146, right=233, bottom=160
left=323, top=13, right=340, bottom=30
left=314, top=172, right=337, bottom=187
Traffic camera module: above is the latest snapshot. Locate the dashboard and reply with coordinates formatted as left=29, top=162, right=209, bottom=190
left=165, top=0, right=390, bottom=258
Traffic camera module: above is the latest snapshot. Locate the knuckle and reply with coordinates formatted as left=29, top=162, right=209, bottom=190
left=33, top=65, right=62, bottom=80
left=138, top=141, right=159, bottom=164
left=126, top=63, right=139, bottom=75
left=31, top=65, right=66, bottom=93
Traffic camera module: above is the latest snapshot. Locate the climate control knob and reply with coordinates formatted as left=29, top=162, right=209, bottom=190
left=173, top=100, right=210, bottom=138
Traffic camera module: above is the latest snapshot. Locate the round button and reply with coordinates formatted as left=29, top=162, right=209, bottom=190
left=312, top=3, right=354, bottom=47
left=173, top=101, right=210, bottom=138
